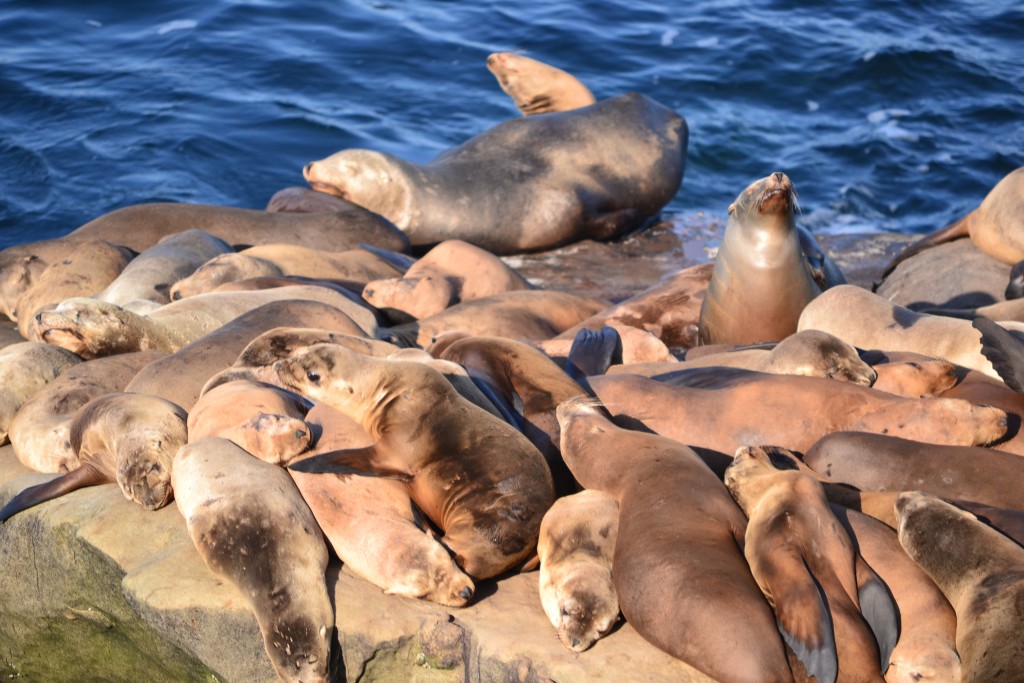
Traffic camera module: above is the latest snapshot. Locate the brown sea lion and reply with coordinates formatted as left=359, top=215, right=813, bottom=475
left=555, top=396, right=793, bottom=682
left=0, top=342, right=82, bottom=444
left=486, top=52, right=597, bottom=116
left=895, top=491, right=1024, bottom=683
left=172, top=436, right=333, bottom=682
left=725, top=445, right=897, bottom=682
left=589, top=369, right=1008, bottom=455
left=537, top=489, right=620, bottom=652
left=698, top=173, right=827, bottom=345
left=0, top=392, right=187, bottom=522
left=278, top=343, right=555, bottom=579
left=303, top=93, right=687, bottom=254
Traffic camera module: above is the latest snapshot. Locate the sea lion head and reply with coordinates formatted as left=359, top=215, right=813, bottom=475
left=729, top=171, right=798, bottom=232
left=34, top=298, right=142, bottom=359
left=170, top=253, right=282, bottom=300
left=768, top=330, right=877, bottom=385
left=303, top=149, right=413, bottom=229
left=554, top=574, right=620, bottom=652
left=0, top=252, right=47, bottom=320
left=386, top=537, right=476, bottom=608
left=274, top=343, right=367, bottom=417
left=115, top=433, right=177, bottom=510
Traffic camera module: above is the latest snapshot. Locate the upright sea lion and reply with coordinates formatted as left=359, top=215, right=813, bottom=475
left=0, top=342, right=82, bottom=444
left=0, top=392, right=187, bottom=522
left=278, top=342, right=555, bottom=579
left=173, top=436, right=333, bottom=683
left=555, top=396, right=793, bottom=682
left=895, top=491, right=1024, bottom=683
left=304, top=92, right=687, bottom=254
left=537, top=489, right=620, bottom=652
left=486, top=52, right=597, bottom=116
left=698, top=173, right=827, bottom=345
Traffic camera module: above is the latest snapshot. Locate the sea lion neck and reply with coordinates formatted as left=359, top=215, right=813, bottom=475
left=362, top=362, right=456, bottom=441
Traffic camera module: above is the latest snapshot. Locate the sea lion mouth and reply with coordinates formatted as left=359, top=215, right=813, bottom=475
left=306, top=180, right=346, bottom=199
left=758, top=187, right=793, bottom=213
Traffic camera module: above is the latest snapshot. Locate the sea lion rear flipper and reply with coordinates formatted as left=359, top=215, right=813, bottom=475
left=0, top=466, right=108, bottom=523
left=854, top=554, right=899, bottom=670
left=287, top=445, right=413, bottom=482
left=973, top=317, right=1024, bottom=392
left=565, top=327, right=622, bottom=390
left=357, top=243, right=415, bottom=273
left=877, top=214, right=971, bottom=283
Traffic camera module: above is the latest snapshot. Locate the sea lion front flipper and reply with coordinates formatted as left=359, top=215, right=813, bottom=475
left=565, top=326, right=622, bottom=389
left=0, top=466, right=108, bottom=522
left=463, top=366, right=524, bottom=429
left=288, top=445, right=413, bottom=482
left=854, top=553, right=899, bottom=670
left=973, top=317, right=1024, bottom=392
left=357, top=243, right=416, bottom=273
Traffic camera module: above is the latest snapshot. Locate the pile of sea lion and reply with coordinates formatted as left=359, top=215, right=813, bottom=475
left=0, top=52, right=1022, bottom=683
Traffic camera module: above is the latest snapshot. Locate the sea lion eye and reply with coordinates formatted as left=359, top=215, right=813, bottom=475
left=306, top=370, right=321, bottom=384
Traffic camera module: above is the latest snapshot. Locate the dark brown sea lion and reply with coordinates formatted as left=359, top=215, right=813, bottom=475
left=556, top=396, right=793, bottom=682
left=303, top=93, right=687, bottom=255
left=278, top=343, right=555, bottom=579
left=486, top=52, right=597, bottom=116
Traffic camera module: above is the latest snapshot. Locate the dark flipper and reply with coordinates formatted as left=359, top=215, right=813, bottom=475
left=565, top=327, right=622, bottom=391
left=0, top=466, right=109, bottom=523
left=973, top=317, right=1024, bottom=392
left=1006, top=261, right=1024, bottom=300
left=855, top=554, right=900, bottom=670
left=357, top=243, right=416, bottom=272
left=287, top=445, right=413, bottom=482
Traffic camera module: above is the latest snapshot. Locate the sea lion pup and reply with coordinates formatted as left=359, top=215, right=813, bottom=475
left=896, top=491, right=1024, bottom=682
left=698, top=172, right=829, bottom=346
left=34, top=284, right=378, bottom=359
left=537, top=489, right=620, bottom=653
left=362, top=239, right=533, bottom=322
left=805, top=432, right=1024, bottom=512
left=725, top=446, right=897, bottom=683
left=187, top=380, right=312, bottom=465
left=9, top=350, right=165, bottom=473
left=588, top=369, right=1008, bottom=456
left=0, top=342, right=82, bottom=444
left=173, top=436, right=333, bottom=683
left=0, top=392, right=187, bottom=522
left=304, top=92, right=687, bottom=255
left=555, top=396, right=793, bottom=682
left=289, top=403, right=476, bottom=607
left=486, top=52, right=597, bottom=116
left=382, top=289, right=608, bottom=348
left=278, top=342, right=555, bottom=579
left=798, top=284, right=1003, bottom=377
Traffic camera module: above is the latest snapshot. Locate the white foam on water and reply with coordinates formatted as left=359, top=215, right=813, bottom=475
left=86, top=19, right=103, bottom=28
left=661, top=28, right=678, bottom=46
left=696, top=36, right=719, bottom=48
left=157, top=19, right=198, bottom=35
left=806, top=100, right=820, bottom=112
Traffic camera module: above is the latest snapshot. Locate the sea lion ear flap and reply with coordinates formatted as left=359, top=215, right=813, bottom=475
left=565, top=326, right=623, bottom=392
left=854, top=554, right=900, bottom=671
left=727, top=201, right=737, bottom=216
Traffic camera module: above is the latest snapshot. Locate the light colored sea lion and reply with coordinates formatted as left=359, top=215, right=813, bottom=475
left=303, top=93, right=687, bottom=255
left=383, top=289, right=608, bottom=348
left=34, top=284, right=377, bottom=359
left=362, top=239, right=532, bottom=322
left=0, top=342, right=82, bottom=444
left=9, top=350, right=165, bottom=473
left=589, top=369, right=1008, bottom=455
left=798, top=283, right=1002, bottom=377
left=537, top=489, right=620, bottom=652
left=0, top=392, right=187, bottom=522
left=725, top=445, right=897, bottom=682
left=895, top=491, right=1024, bottom=683
left=172, top=436, right=333, bottom=683
left=486, top=52, right=597, bottom=116
left=699, top=173, right=827, bottom=346
left=266, top=186, right=361, bottom=214
left=556, top=396, right=793, bottom=682
left=278, top=342, right=555, bottom=579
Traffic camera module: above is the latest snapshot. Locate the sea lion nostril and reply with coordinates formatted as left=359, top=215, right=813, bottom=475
left=460, top=586, right=473, bottom=600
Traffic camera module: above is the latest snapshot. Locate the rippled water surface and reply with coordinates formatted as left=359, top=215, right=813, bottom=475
left=1, top=0, right=1022, bottom=248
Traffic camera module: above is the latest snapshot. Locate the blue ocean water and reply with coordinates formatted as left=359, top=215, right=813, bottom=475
left=1, top=0, right=1022, bottom=249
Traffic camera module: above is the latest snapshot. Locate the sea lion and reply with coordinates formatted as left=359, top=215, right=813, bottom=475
left=383, top=348, right=505, bottom=420
left=698, top=172, right=827, bottom=345
left=486, top=52, right=597, bottom=116
left=724, top=445, right=897, bottom=682
left=303, top=92, right=687, bottom=254
left=0, top=342, right=82, bottom=444
left=172, top=436, right=333, bottom=683
left=895, top=491, right=1024, bottom=683
left=555, top=396, right=793, bottom=682
left=278, top=342, right=555, bottom=579
left=9, top=351, right=165, bottom=473
left=868, top=354, right=959, bottom=398
left=0, top=392, right=187, bottom=522
left=362, top=239, right=533, bottom=322
left=797, top=284, right=1002, bottom=377
left=537, top=489, right=620, bottom=652
left=34, top=284, right=377, bottom=359
left=266, top=186, right=362, bottom=214
left=589, top=369, right=1008, bottom=455
left=0, top=238, right=79, bottom=320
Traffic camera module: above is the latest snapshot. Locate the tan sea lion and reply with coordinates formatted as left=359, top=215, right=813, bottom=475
left=725, top=445, right=897, bottom=682
left=303, top=93, right=687, bottom=254
left=867, top=353, right=959, bottom=398
left=0, top=342, right=82, bottom=444
left=556, top=396, right=793, bottom=682
left=172, top=436, right=333, bottom=683
left=537, top=489, right=620, bottom=652
left=278, top=342, right=555, bottom=579
left=895, top=491, right=1024, bottom=683
left=0, top=392, right=187, bottom=522
left=699, top=173, right=827, bottom=345
left=486, top=52, right=597, bottom=116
